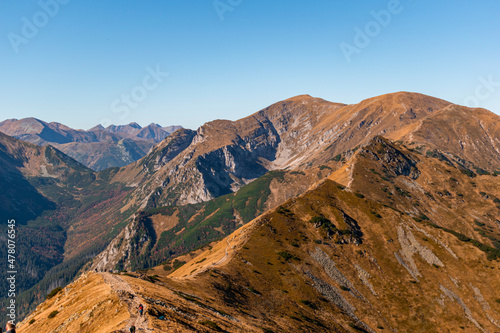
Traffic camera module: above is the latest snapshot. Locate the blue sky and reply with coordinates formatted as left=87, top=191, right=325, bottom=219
left=0, top=0, right=499, bottom=130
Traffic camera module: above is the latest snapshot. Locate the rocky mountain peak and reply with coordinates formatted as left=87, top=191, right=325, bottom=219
left=105, top=122, right=143, bottom=134
left=88, top=124, right=105, bottom=131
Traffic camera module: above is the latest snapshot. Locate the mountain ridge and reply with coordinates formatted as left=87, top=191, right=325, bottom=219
left=17, top=136, right=500, bottom=332
left=0, top=118, right=183, bottom=170
left=106, top=91, right=499, bottom=211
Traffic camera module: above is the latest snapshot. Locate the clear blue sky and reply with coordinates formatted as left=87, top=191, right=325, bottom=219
left=1, top=0, right=499, bottom=130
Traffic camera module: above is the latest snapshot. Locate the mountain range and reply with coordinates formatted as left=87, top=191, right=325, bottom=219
left=1, top=92, right=499, bottom=332
left=0, top=118, right=182, bottom=171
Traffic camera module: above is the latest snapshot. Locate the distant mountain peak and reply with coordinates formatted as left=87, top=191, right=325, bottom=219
left=284, top=94, right=315, bottom=101
left=162, top=125, right=183, bottom=134
left=105, top=123, right=143, bottom=135
left=88, top=124, right=105, bottom=131
left=359, top=91, right=451, bottom=107
left=129, top=122, right=142, bottom=128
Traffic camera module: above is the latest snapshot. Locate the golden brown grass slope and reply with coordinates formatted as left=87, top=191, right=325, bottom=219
left=393, top=104, right=500, bottom=171
left=18, top=273, right=130, bottom=333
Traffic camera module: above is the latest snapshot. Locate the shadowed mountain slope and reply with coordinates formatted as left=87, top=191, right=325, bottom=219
left=0, top=131, right=92, bottom=223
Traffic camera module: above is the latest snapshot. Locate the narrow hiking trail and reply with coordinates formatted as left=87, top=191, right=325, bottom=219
left=175, top=220, right=261, bottom=280
left=101, top=272, right=152, bottom=332
left=178, top=228, right=242, bottom=280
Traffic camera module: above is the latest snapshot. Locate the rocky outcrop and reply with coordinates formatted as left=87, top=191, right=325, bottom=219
left=394, top=224, right=444, bottom=281
left=92, top=213, right=157, bottom=272
left=363, top=136, right=421, bottom=179
left=438, top=285, right=486, bottom=332
left=141, top=129, right=196, bottom=172
left=310, top=248, right=365, bottom=300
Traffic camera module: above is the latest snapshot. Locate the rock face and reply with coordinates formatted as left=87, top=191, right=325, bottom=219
left=91, top=216, right=148, bottom=273
left=141, top=128, right=197, bottom=172
left=365, top=136, right=421, bottom=179
left=0, top=118, right=182, bottom=170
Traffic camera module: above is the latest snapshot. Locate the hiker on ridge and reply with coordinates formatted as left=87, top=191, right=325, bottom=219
left=139, top=304, right=144, bottom=316
left=5, top=323, right=15, bottom=333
